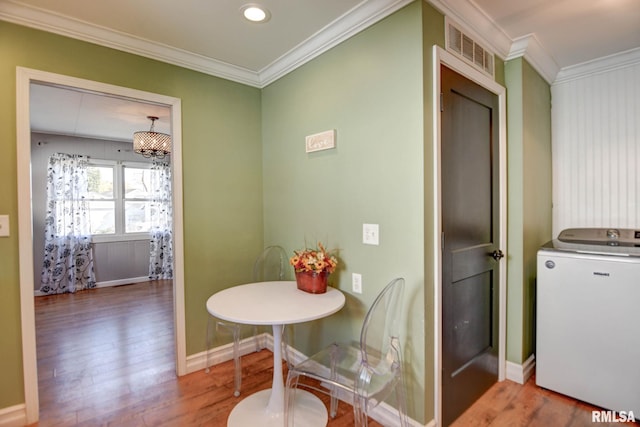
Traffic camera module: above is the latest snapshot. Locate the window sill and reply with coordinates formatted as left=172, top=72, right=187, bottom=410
left=91, top=233, right=150, bottom=244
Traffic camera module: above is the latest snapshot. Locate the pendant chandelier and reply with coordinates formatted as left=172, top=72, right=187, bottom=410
left=133, top=116, right=171, bottom=159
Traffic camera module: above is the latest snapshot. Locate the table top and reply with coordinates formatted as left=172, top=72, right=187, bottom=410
left=206, top=280, right=345, bottom=325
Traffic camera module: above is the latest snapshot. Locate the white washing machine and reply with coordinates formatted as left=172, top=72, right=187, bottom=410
left=537, top=228, right=640, bottom=417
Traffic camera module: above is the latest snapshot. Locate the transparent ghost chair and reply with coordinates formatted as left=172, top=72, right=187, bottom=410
left=284, top=277, right=408, bottom=426
left=205, top=245, right=288, bottom=396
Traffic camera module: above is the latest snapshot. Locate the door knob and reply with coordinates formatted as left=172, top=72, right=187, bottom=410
left=491, top=249, right=505, bottom=261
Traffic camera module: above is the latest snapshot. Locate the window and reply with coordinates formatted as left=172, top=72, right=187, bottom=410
left=87, top=160, right=159, bottom=241
left=87, top=164, right=115, bottom=234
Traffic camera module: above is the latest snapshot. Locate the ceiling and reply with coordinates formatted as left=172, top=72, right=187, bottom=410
left=30, top=84, right=171, bottom=142
left=475, top=0, right=640, bottom=69
left=5, top=0, right=640, bottom=141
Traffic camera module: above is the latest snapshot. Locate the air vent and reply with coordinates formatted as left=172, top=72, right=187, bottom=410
left=446, top=20, right=494, bottom=78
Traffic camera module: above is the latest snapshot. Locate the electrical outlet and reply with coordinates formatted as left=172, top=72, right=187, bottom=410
left=363, top=223, right=379, bottom=245
left=352, top=273, right=362, bottom=294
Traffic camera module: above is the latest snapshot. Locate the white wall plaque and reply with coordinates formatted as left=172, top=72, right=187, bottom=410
left=305, top=129, right=336, bottom=153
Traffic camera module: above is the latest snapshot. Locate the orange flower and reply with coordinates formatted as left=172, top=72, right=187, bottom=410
left=290, top=242, right=338, bottom=274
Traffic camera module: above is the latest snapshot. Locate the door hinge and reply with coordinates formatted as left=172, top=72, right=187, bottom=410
left=440, top=93, right=444, bottom=112
left=441, top=232, right=445, bottom=251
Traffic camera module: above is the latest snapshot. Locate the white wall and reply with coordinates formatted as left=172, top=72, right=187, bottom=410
left=551, top=50, right=640, bottom=236
left=31, top=133, right=155, bottom=291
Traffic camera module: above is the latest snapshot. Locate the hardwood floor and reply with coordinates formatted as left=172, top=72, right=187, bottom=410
left=30, top=281, right=375, bottom=427
left=452, top=375, right=639, bottom=427
left=30, top=281, right=638, bottom=426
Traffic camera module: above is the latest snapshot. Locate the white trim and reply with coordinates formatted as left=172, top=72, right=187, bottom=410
left=430, top=1, right=559, bottom=83
left=16, top=67, right=186, bottom=424
left=428, top=0, right=512, bottom=60
left=554, top=46, right=640, bottom=85
left=506, top=354, right=536, bottom=385
left=0, top=1, right=259, bottom=87
left=189, top=335, right=430, bottom=426
left=259, top=0, right=413, bottom=86
left=432, top=45, right=507, bottom=427
left=191, top=334, right=430, bottom=427
left=33, top=276, right=152, bottom=296
left=507, top=34, right=559, bottom=85
left=0, top=404, right=26, bottom=427
left=0, top=0, right=412, bottom=89
left=90, top=234, right=150, bottom=243
left=186, top=333, right=270, bottom=373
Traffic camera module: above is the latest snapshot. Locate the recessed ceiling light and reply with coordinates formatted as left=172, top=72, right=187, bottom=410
left=241, top=4, right=271, bottom=23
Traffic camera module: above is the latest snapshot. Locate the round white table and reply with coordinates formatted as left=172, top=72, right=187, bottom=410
left=206, top=280, right=345, bottom=427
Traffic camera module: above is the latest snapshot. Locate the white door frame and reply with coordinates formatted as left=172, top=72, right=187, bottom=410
left=432, top=46, right=507, bottom=426
left=16, top=67, right=187, bottom=424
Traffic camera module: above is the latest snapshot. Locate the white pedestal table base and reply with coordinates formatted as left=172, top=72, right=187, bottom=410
left=227, top=388, right=328, bottom=427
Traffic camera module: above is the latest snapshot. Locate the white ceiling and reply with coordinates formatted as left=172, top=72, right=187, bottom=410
left=30, top=84, right=171, bottom=142
left=474, top=0, right=640, bottom=68
left=5, top=0, right=640, bottom=141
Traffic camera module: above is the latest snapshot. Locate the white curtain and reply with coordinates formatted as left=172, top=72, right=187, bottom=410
left=148, top=160, right=173, bottom=280
left=40, top=153, right=96, bottom=294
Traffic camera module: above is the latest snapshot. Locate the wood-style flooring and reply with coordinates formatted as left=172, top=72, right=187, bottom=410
left=452, top=374, right=639, bottom=427
left=30, top=280, right=375, bottom=427
left=29, top=280, right=638, bottom=426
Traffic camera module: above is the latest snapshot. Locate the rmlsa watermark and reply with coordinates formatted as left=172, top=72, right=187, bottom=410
left=592, top=410, right=636, bottom=423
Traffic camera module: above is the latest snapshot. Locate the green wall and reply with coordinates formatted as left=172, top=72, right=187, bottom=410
left=262, top=2, right=436, bottom=423
left=0, top=20, right=263, bottom=408
left=505, top=57, right=552, bottom=363
left=262, top=2, right=444, bottom=422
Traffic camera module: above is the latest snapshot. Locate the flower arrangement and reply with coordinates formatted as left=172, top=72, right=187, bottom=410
left=290, top=242, right=338, bottom=274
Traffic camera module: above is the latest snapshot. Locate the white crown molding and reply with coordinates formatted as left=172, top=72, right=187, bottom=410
left=507, top=34, right=559, bottom=84
left=259, top=0, right=414, bottom=87
left=9, top=0, right=619, bottom=89
left=0, top=0, right=414, bottom=89
left=0, top=1, right=260, bottom=88
left=429, top=0, right=560, bottom=84
left=554, top=46, right=640, bottom=85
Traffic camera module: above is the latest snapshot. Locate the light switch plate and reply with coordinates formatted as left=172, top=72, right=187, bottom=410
left=0, top=215, right=9, bottom=237
left=363, top=223, right=379, bottom=245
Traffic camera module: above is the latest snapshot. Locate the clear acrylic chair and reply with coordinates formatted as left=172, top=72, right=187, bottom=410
left=284, top=277, right=408, bottom=427
left=205, top=245, right=288, bottom=396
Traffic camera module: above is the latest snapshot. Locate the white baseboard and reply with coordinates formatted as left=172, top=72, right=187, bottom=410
left=186, top=332, right=269, bottom=373
left=34, top=276, right=154, bottom=296
left=506, top=354, right=536, bottom=384
left=0, top=404, right=26, bottom=427
left=192, top=334, right=428, bottom=427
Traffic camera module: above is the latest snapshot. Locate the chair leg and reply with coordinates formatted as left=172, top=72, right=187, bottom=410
left=205, top=315, right=214, bottom=373
left=285, top=373, right=299, bottom=427
left=395, top=371, right=409, bottom=427
left=353, top=395, right=368, bottom=427
left=253, top=325, right=260, bottom=352
left=328, top=343, right=339, bottom=418
left=232, top=324, right=241, bottom=397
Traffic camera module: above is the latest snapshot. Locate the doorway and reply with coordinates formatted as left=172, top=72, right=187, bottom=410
left=432, top=47, right=507, bottom=427
left=16, top=67, right=186, bottom=424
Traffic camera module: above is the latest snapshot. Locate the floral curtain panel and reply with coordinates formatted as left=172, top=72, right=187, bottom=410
left=148, top=160, right=173, bottom=280
left=40, top=153, right=96, bottom=294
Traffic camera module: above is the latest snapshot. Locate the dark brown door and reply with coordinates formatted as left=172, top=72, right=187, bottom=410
left=441, top=64, right=501, bottom=426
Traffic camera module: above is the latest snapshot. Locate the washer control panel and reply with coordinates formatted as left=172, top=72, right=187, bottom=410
left=558, top=228, right=640, bottom=247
